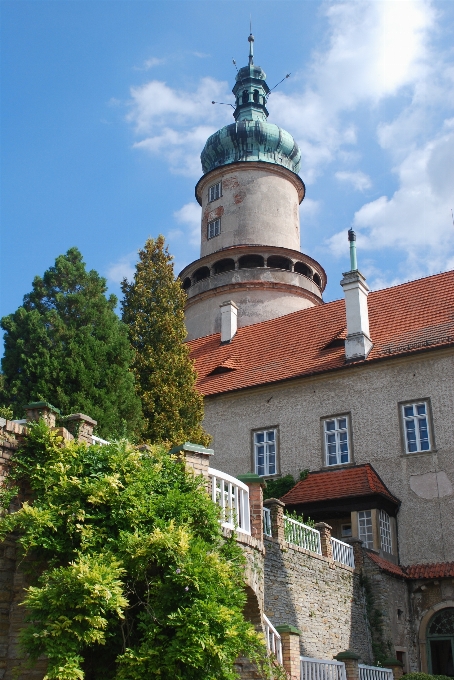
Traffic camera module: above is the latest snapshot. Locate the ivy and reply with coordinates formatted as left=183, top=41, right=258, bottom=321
left=0, top=422, right=285, bottom=680
left=359, top=573, right=393, bottom=665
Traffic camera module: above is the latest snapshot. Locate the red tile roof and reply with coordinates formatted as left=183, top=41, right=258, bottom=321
left=188, top=271, right=454, bottom=396
left=406, top=562, right=454, bottom=579
left=279, top=464, right=398, bottom=506
left=367, top=554, right=454, bottom=580
left=367, top=553, right=407, bottom=578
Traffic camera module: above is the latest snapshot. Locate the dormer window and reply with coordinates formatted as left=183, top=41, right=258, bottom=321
left=208, top=181, right=221, bottom=202
left=207, top=219, right=221, bottom=239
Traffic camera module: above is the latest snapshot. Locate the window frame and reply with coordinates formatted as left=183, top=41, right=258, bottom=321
left=358, top=510, right=374, bottom=549
left=379, top=509, right=393, bottom=554
left=399, top=398, right=434, bottom=455
left=207, top=218, right=221, bottom=240
left=321, top=413, right=353, bottom=467
left=208, top=181, right=222, bottom=203
left=251, top=426, right=279, bottom=478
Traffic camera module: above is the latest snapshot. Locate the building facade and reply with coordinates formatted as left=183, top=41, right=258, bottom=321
left=182, top=35, right=454, bottom=677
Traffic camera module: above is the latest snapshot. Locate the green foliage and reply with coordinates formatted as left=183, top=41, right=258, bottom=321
left=0, top=404, right=14, bottom=420
left=0, top=248, right=142, bottom=439
left=0, top=422, right=282, bottom=680
left=121, top=236, right=210, bottom=447
left=263, top=470, right=309, bottom=500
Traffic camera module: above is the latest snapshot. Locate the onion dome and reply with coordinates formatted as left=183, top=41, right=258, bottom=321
left=201, top=34, right=301, bottom=175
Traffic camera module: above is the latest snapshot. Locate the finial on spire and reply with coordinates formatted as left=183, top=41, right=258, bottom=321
left=348, top=229, right=358, bottom=271
left=248, top=32, right=254, bottom=65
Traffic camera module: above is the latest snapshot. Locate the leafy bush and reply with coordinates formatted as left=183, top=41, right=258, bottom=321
left=402, top=674, right=451, bottom=680
left=0, top=422, right=283, bottom=680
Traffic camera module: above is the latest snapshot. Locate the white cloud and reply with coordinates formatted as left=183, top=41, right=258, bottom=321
left=299, top=197, right=320, bottom=217
left=328, top=121, right=454, bottom=278
left=127, top=77, right=232, bottom=176
left=335, top=170, right=372, bottom=191
left=173, top=202, right=201, bottom=247
left=106, top=252, right=138, bottom=284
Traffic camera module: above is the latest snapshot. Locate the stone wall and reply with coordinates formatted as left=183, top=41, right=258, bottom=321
left=264, top=536, right=373, bottom=663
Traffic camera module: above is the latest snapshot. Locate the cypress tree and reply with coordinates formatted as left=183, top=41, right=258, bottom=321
left=121, top=235, right=210, bottom=446
left=0, top=247, right=142, bottom=439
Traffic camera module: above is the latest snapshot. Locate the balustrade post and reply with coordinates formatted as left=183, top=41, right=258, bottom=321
left=344, top=537, right=364, bottom=569
left=315, top=522, right=333, bottom=559
left=24, top=401, right=60, bottom=428
left=334, top=651, right=360, bottom=680
left=276, top=625, right=301, bottom=680
left=63, top=413, right=97, bottom=443
left=263, top=498, right=285, bottom=542
left=383, top=659, right=404, bottom=680
left=237, top=473, right=265, bottom=541
left=169, top=442, right=214, bottom=481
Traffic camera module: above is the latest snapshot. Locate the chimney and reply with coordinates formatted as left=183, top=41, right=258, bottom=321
left=340, top=230, right=373, bottom=362
left=220, top=300, right=238, bottom=343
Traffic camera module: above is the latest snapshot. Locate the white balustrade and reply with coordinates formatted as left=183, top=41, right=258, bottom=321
left=330, top=537, right=355, bottom=568
left=301, top=657, right=347, bottom=680
left=208, top=468, right=251, bottom=535
left=91, top=435, right=110, bottom=445
left=284, top=516, right=322, bottom=554
left=263, top=507, right=272, bottom=537
left=359, top=665, right=393, bottom=680
left=263, top=615, right=283, bottom=664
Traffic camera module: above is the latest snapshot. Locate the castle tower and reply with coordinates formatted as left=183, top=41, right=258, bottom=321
left=180, top=35, right=326, bottom=340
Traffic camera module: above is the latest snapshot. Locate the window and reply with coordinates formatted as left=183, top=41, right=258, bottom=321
left=341, top=524, right=352, bottom=538
left=358, top=510, right=373, bottom=548
left=207, top=219, right=221, bottom=240
left=323, top=416, right=350, bottom=466
left=402, top=401, right=430, bottom=453
left=254, top=429, right=277, bottom=476
left=379, top=510, right=392, bottom=553
left=208, top=181, right=221, bottom=202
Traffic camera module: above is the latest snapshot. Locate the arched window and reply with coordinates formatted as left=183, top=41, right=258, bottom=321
left=238, top=254, right=264, bottom=269
left=193, top=266, right=210, bottom=283
left=253, top=89, right=259, bottom=103
left=213, top=258, right=235, bottom=275
left=267, top=256, right=291, bottom=271
left=242, top=90, right=249, bottom=104
left=313, top=273, right=322, bottom=288
left=182, top=277, right=191, bottom=291
left=294, top=262, right=312, bottom=278
left=427, top=608, right=454, bottom=676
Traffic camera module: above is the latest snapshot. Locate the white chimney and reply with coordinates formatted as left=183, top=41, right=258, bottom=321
left=340, top=230, right=373, bottom=362
left=220, top=300, right=238, bottom=343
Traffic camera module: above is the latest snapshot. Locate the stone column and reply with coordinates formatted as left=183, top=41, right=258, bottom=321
left=263, top=498, right=285, bottom=543
left=345, top=537, right=364, bottom=570
left=334, top=651, right=360, bottom=680
left=64, top=413, right=97, bottom=443
left=315, top=522, right=333, bottom=560
left=276, top=625, right=301, bottom=680
left=169, top=442, right=214, bottom=481
left=383, top=659, right=404, bottom=680
left=24, top=401, right=60, bottom=428
left=237, top=473, right=266, bottom=542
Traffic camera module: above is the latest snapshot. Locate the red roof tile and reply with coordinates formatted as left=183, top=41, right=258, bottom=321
left=406, top=562, right=454, bottom=579
left=367, top=553, right=407, bottom=577
left=279, top=464, right=398, bottom=506
left=367, top=554, right=454, bottom=580
left=188, top=271, right=454, bottom=396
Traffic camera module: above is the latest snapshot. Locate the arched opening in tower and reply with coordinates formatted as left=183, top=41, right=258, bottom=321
left=213, top=258, right=236, bottom=275
left=238, top=254, right=265, bottom=269
left=294, top=262, right=312, bottom=278
left=193, top=266, right=210, bottom=282
left=267, top=256, right=291, bottom=271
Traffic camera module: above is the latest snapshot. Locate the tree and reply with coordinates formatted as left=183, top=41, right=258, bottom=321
left=0, top=423, right=283, bottom=680
left=121, top=236, right=210, bottom=447
left=0, top=248, right=142, bottom=439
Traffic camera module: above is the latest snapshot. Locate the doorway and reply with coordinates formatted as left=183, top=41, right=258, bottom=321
left=428, top=608, right=454, bottom=677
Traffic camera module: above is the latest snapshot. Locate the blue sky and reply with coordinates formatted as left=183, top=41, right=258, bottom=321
left=1, top=0, right=454, bottom=336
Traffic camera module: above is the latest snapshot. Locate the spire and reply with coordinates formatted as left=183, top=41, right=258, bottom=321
left=232, top=33, right=270, bottom=122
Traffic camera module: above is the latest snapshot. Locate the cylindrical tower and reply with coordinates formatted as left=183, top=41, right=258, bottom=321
left=180, top=35, right=326, bottom=341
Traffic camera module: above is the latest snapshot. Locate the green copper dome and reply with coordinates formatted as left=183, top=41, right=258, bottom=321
left=201, top=34, right=301, bottom=175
